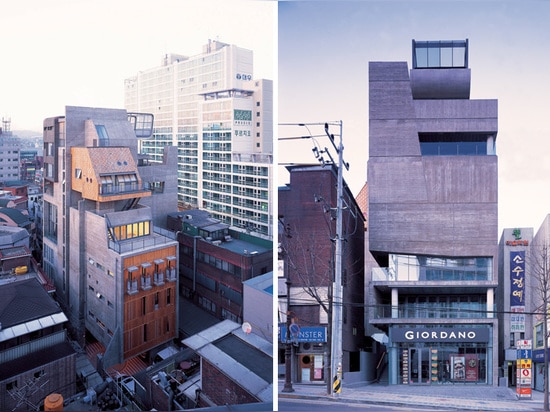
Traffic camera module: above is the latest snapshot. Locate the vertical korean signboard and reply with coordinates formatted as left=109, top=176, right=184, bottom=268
left=510, top=251, right=526, bottom=332
left=510, top=251, right=525, bottom=305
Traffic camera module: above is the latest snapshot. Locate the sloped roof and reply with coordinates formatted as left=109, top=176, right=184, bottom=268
left=0, top=278, right=63, bottom=329
left=0, top=207, right=30, bottom=225
left=182, top=319, right=272, bottom=402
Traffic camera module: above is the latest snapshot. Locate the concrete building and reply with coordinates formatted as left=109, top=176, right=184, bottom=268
left=497, top=228, right=533, bottom=388
left=367, top=39, right=499, bottom=385
left=167, top=209, right=272, bottom=327
left=42, top=106, right=179, bottom=368
left=124, top=40, right=273, bottom=239
left=278, top=164, right=365, bottom=383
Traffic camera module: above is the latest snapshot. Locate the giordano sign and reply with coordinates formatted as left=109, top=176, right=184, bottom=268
left=393, top=327, right=490, bottom=343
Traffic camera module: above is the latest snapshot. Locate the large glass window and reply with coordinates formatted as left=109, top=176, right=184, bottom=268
left=413, top=39, right=468, bottom=69
left=399, top=294, right=486, bottom=319
left=109, top=220, right=150, bottom=241
left=390, top=254, right=492, bottom=281
left=419, top=133, right=493, bottom=156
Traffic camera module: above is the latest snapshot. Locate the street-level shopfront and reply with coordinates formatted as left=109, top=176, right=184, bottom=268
left=388, top=325, right=494, bottom=385
left=279, top=325, right=327, bottom=383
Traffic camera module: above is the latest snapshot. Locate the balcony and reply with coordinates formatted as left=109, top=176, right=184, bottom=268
left=154, top=272, right=165, bottom=286
left=166, top=267, right=177, bottom=282
left=127, top=279, right=138, bottom=295
left=371, top=303, right=494, bottom=320
left=141, top=276, right=152, bottom=291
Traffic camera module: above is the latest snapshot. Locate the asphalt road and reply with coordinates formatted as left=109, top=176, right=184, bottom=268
left=279, top=398, right=450, bottom=411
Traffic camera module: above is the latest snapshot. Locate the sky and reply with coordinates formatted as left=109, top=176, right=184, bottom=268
left=0, top=0, right=276, bottom=132
left=278, top=0, right=550, bottom=236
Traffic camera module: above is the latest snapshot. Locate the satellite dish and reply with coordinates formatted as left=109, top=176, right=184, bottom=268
left=242, top=322, right=252, bottom=335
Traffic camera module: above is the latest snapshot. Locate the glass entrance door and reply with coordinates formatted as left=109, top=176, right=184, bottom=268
left=409, top=348, right=431, bottom=384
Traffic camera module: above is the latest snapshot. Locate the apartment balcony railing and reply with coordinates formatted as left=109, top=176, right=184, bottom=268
left=371, top=267, right=491, bottom=282
left=109, top=227, right=176, bottom=254
left=99, top=183, right=149, bottom=196
left=372, top=304, right=495, bottom=320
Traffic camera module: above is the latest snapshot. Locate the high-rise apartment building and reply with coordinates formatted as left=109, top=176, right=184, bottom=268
left=124, top=40, right=273, bottom=239
left=42, top=106, right=179, bottom=367
left=367, top=40, right=499, bottom=385
left=0, top=118, right=20, bottom=185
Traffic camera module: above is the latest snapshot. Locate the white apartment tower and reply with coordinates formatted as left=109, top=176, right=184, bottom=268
left=0, top=118, right=20, bottom=185
left=125, top=40, right=273, bottom=239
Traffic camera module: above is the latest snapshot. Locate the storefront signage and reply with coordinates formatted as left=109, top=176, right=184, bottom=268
left=279, top=325, right=327, bottom=343
left=506, top=240, right=529, bottom=246
left=510, top=312, right=526, bottom=333
left=507, top=229, right=529, bottom=246
left=393, top=327, right=489, bottom=343
left=510, top=251, right=526, bottom=306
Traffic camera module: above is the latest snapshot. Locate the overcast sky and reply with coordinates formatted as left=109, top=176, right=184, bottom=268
left=278, top=0, right=550, bottom=235
left=0, top=0, right=275, bottom=132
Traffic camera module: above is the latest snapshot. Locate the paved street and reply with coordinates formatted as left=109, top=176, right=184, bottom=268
left=278, top=380, right=545, bottom=411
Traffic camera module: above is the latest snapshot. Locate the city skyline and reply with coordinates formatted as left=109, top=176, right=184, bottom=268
left=278, top=0, right=550, bottom=235
left=0, top=0, right=275, bottom=131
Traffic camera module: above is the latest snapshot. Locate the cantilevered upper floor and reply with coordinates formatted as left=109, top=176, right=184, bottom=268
left=71, top=146, right=151, bottom=203
left=410, top=39, right=470, bottom=99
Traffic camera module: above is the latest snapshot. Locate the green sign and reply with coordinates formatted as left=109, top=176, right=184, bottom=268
left=234, top=109, right=252, bottom=122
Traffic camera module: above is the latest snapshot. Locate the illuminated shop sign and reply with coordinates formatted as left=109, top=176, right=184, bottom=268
left=510, top=251, right=526, bottom=306
left=279, top=326, right=327, bottom=343
left=393, top=327, right=489, bottom=343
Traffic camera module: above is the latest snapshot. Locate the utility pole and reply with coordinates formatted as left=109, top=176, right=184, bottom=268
left=282, top=278, right=294, bottom=393
left=325, top=121, right=346, bottom=397
left=279, top=120, right=347, bottom=396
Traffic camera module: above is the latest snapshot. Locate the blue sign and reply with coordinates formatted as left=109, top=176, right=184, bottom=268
left=510, top=251, right=525, bottom=306
left=517, top=349, right=532, bottom=359
left=279, top=325, right=327, bottom=343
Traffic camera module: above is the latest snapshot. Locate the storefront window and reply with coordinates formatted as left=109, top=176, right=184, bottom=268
left=393, top=325, right=491, bottom=385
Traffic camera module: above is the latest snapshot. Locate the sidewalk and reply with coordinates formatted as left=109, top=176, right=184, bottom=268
left=278, top=380, right=545, bottom=411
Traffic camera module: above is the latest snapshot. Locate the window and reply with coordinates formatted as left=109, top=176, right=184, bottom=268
left=143, top=324, right=148, bottom=342
left=413, top=39, right=468, bottom=69
left=142, top=296, right=146, bottom=315
left=419, top=133, right=492, bottom=156
left=536, top=324, right=544, bottom=347
left=95, top=125, right=109, bottom=146
left=75, top=168, right=82, bottom=179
